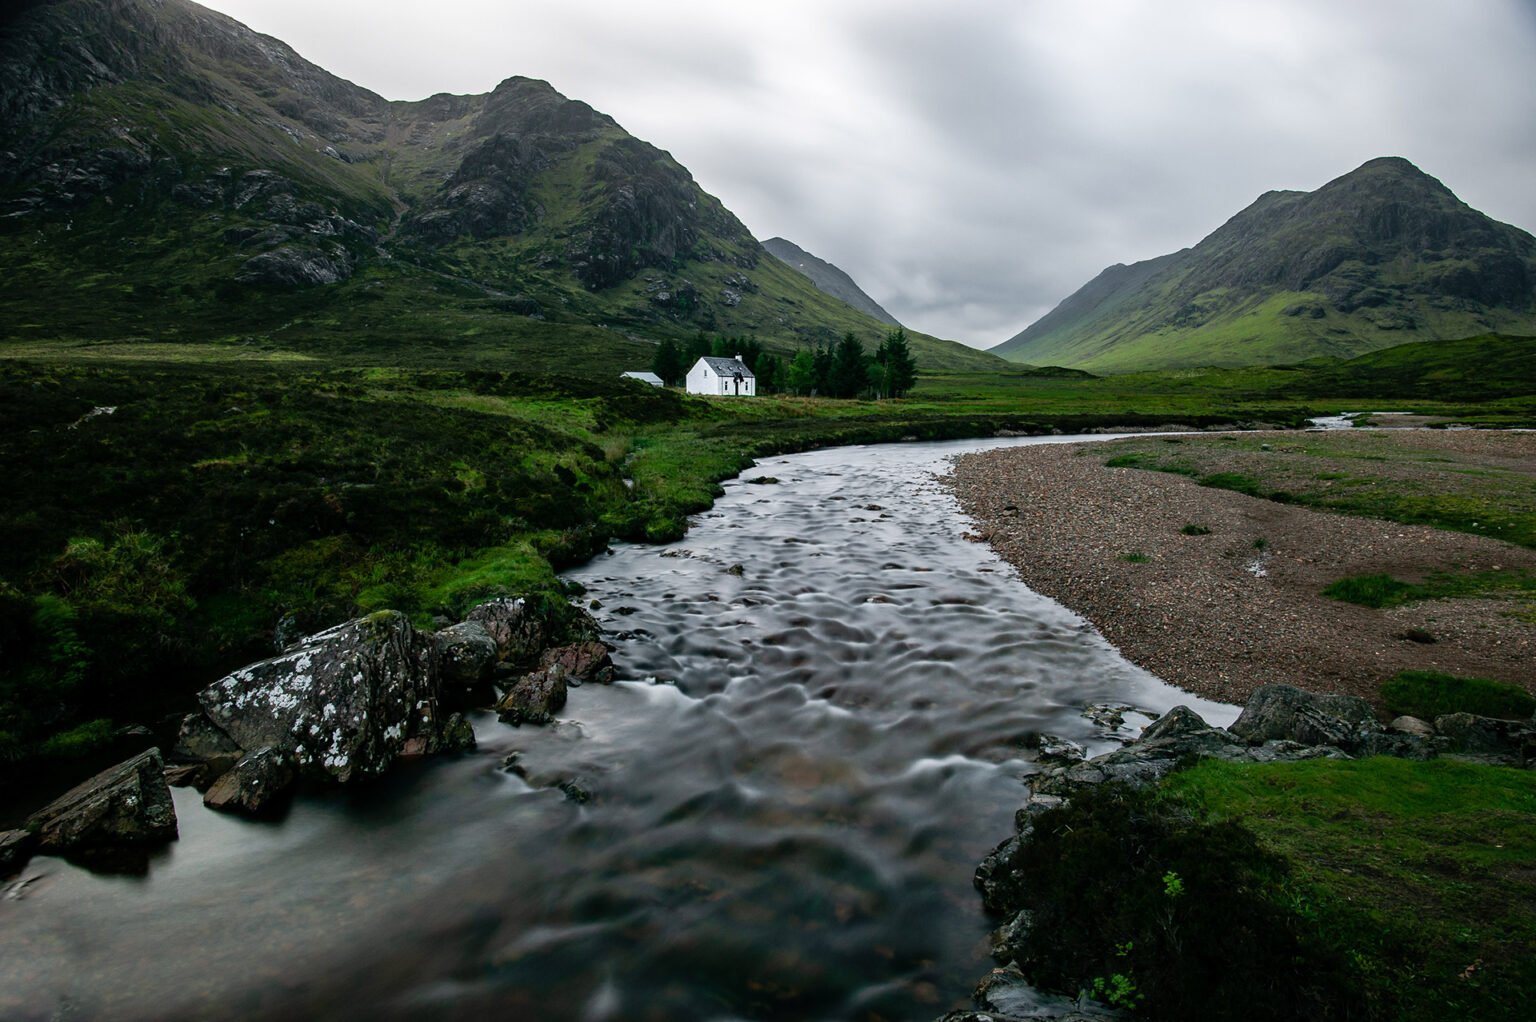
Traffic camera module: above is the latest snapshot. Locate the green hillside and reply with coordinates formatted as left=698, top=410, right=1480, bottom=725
left=992, top=158, right=1536, bottom=372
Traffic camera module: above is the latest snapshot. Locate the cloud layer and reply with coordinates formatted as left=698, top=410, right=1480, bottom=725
left=203, top=0, right=1536, bottom=347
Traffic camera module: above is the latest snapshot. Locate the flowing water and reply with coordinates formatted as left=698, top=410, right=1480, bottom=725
left=1, top=436, right=1237, bottom=1022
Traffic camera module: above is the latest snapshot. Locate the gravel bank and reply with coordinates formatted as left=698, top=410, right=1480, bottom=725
left=948, top=432, right=1536, bottom=707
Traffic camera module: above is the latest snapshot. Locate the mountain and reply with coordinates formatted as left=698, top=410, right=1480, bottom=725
left=761, top=237, right=900, bottom=327
left=0, top=0, right=1002, bottom=371
left=992, top=157, right=1536, bottom=372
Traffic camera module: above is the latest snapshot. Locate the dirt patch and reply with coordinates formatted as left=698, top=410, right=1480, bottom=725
left=948, top=432, right=1536, bottom=708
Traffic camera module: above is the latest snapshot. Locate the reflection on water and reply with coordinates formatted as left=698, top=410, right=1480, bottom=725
left=0, top=437, right=1236, bottom=1022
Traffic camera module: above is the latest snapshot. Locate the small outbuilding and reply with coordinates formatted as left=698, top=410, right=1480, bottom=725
left=620, top=371, right=664, bottom=387
left=686, top=355, right=756, bottom=397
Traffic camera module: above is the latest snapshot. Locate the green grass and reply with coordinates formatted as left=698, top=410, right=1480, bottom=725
left=1381, top=670, right=1536, bottom=721
left=1323, top=573, right=1421, bottom=608
left=1323, top=570, right=1536, bottom=611
left=1166, top=757, right=1536, bottom=1021
left=1097, top=430, right=1536, bottom=547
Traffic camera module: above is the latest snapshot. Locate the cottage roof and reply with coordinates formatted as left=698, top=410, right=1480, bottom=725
left=621, top=371, right=664, bottom=385
left=699, top=356, right=755, bottom=378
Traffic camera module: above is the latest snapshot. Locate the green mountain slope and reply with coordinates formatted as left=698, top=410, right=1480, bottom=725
left=992, top=158, right=1536, bottom=372
left=761, top=237, right=901, bottom=326
left=0, top=0, right=1002, bottom=371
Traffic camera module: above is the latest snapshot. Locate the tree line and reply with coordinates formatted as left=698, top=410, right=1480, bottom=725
left=651, top=329, right=917, bottom=399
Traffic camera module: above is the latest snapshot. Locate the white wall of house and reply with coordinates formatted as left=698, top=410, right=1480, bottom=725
left=685, top=357, right=756, bottom=396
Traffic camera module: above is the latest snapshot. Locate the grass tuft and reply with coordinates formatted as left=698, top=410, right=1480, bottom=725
left=1382, top=670, right=1536, bottom=721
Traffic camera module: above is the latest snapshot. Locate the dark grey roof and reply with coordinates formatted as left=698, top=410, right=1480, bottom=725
left=699, top=356, right=755, bottom=378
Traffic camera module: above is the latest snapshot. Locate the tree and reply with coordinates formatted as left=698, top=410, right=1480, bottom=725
left=812, top=341, right=834, bottom=395
left=755, top=353, right=783, bottom=394
left=651, top=338, right=686, bottom=386
left=829, top=332, right=869, bottom=398
left=874, top=328, right=918, bottom=398
left=785, top=350, right=818, bottom=395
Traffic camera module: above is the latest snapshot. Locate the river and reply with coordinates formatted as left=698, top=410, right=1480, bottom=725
left=0, top=435, right=1237, bottom=1022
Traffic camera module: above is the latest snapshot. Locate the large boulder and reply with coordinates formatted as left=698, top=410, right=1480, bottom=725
left=197, top=611, right=452, bottom=784
left=29, top=749, right=178, bottom=862
left=203, top=747, right=298, bottom=818
left=1228, top=684, right=1381, bottom=751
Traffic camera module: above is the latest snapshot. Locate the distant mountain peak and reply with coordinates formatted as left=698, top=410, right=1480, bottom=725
left=761, top=237, right=901, bottom=327
left=991, top=157, right=1536, bottom=371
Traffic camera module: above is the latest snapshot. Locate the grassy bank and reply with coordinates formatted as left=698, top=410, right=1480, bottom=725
left=1167, top=757, right=1536, bottom=1020
left=1006, top=756, right=1536, bottom=1022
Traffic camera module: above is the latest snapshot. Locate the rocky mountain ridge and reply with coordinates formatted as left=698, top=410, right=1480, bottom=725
left=0, top=0, right=1001, bottom=370
left=993, top=157, right=1536, bottom=371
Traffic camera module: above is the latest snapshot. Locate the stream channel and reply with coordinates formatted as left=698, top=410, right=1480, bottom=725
left=2, top=435, right=1240, bottom=1022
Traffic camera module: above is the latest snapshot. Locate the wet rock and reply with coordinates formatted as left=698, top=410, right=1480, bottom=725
left=1, top=829, right=36, bottom=877
left=30, top=749, right=178, bottom=859
left=466, top=597, right=549, bottom=667
left=401, top=712, right=477, bottom=756
left=989, top=911, right=1034, bottom=962
left=170, top=712, right=245, bottom=790
left=1228, top=684, right=1381, bottom=752
left=203, top=747, right=297, bottom=818
left=1434, top=712, right=1536, bottom=766
left=975, top=834, right=1031, bottom=915
left=435, top=621, right=498, bottom=687
left=1036, top=733, right=1085, bottom=764
left=197, top=611, right=450, bottom=784
left=496, top=664, right=570, bottom=726
left=538, top=641, right=615, bottom=686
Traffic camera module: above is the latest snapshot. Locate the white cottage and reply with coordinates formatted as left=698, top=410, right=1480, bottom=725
left=685, top=355, right=756, bottom=397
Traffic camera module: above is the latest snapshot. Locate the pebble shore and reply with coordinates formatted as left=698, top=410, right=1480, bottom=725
left=948, top=433, right=1536, bottom=707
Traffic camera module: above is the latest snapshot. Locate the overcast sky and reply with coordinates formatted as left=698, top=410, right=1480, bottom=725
left=199, top=0, right=1536, bottom=348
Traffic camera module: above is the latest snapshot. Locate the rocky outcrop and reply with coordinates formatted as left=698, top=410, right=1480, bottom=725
left=196, top=611, right=455, bottom=784
left=235, top=243, right=355, bottom=287
left=27, top=749, right=178, bottom=866
left=203, top=746, right=297, bottom=818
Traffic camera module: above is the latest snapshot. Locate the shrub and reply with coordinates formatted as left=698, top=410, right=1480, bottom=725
left=1382, top=670, right=1536, bottom=721
left=1180, top=524, right=1212, bottom=536
left=1119, top=552, right=1152, bottom=563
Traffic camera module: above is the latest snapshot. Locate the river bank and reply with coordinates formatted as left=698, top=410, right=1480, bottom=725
left=948, top=430, right=1536, bottom=707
